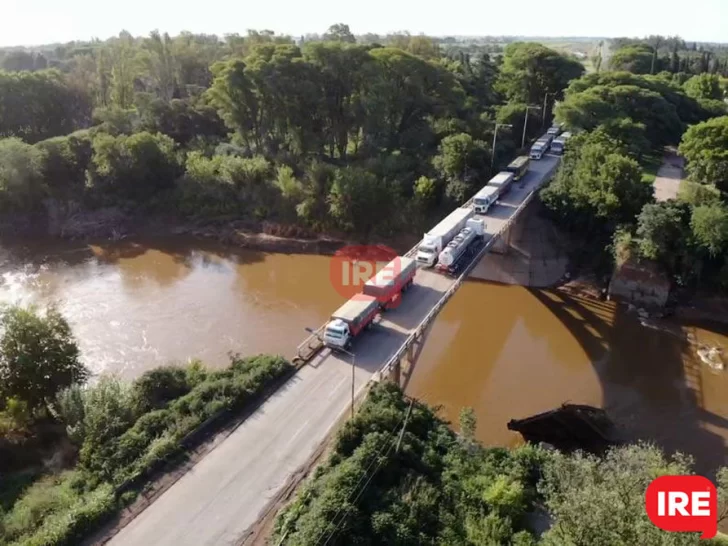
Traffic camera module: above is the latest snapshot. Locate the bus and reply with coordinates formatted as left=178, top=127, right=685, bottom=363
left=505, top=155, right=530, bottom=181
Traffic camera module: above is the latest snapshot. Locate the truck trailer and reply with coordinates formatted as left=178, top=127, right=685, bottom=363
left=323, top=294, right=380, bottom=350
left=505, top=156, right=530, bottom=181
left=436, top=218, right=486, bottom=275
left=487, top=171, right=516, bottom=198
left=416, top=207, right=474, bottom=267
left=363, top=256, right=417, bottom=310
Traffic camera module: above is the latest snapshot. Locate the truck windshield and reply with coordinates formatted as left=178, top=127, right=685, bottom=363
left=325, top=328, right=343, bottom=338
left=474, top=198, right=488, bottom=206
left=418, top=247, right=435, bottom=255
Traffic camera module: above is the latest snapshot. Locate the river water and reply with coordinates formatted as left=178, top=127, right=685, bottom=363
left=1, top=237, right=727, bottom=474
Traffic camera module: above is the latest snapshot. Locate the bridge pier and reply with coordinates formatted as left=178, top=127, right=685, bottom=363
left=489, top=227, right=511, bottom=255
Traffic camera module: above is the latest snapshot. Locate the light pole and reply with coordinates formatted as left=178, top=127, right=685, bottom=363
left=542, top=91, right=555, bottom=127
left=306, top=326, right=356, bottom=420
left=491, top=123, right=512, bottom=170
left=521, top=105, right=541, bottom=149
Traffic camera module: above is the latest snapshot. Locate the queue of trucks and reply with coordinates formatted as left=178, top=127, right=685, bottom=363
left=323, top=133, right=551, bottom=349
left=530, top=124, right=571, bottom=159
left=323, top=256, right=417, bottom=350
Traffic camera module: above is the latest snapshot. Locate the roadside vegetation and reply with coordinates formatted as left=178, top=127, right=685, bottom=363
left=0, top=304, right=292, bottom=545
left=539, top=51, right=728, bottom=291
left=274, top=382, right=728, bottom=546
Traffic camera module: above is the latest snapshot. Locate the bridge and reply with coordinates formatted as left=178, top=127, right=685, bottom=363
left=108, top=154, right=561, bottom=546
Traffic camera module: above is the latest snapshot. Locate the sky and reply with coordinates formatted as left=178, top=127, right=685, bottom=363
left=2, top=0, right=727, bottom=47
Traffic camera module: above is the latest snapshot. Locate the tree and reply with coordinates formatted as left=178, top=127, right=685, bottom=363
left=496, top=42, right=584, bottom=105
left=684, top=73, right=723, bottom=101
left=691, top=203, right=728, bottom=257
left=144, top=30, right=178, bottom=101
left=540, top=443, right=714, bottom=546
left=679, top=116, right=728, bottom=191
left=322, top=24, right=356, bottom=44
left=0, top=305, right=88, bottom=412
left=608, top=44, right=655, bottom=74
left=635, top=201, right=691, bottom=272
left=87, top=131, right=181, bottom=203
left=0, top=138, right=47, bottom=211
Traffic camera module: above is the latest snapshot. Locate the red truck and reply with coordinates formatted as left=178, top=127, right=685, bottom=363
left=363, top=256, right=417, bottom=310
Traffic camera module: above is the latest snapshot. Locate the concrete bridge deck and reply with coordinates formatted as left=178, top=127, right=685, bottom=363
left=108, top=155, right=560, bottom=546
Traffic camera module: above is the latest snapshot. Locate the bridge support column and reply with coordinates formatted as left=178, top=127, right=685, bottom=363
left=490, top=227, right=511, bottom=255
left=387, top=359, right=401, bottom=385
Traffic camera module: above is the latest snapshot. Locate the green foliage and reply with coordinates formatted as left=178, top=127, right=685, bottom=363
left=275, top=383, right=543, bottom=546
left=0, top=305, right=88, bottom=412
left=684, top=73, right=724, bottom=101
left=87, top=131, right=182, bottom=203
left=496, top=42, right=584, bottom=105
left=539, top=443, right=701, bottom=546
left=0, top=69, right=91, bottom=144
left=609, top=44, right=655, bottom=74
left=6, top=355, right=292, bottom=544
left=35, top=131, right=93, bottom=200
left=679, top=116, right=728, bottom=191
left=541, top=132, right=653, bottom=237
left=0, top=138, right=47, bottom=212
left=691, top=204, right=728, bottom=257
left=636, top=201, right=692, bottom=272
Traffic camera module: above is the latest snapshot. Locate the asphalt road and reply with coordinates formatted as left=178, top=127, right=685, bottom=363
left=108, top=154, right=560, bottom=546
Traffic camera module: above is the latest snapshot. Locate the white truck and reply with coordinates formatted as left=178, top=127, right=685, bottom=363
left=529, top=136, right=553, bottom=160
left=487, top=171, right=515, bottom=197
left=436, top=218, right=486, bottom=275
left=416, top=207, right=474, bottom=267
left=323, top=294, right=380, bottom=350
left=550, top=131, right=571, bottom=155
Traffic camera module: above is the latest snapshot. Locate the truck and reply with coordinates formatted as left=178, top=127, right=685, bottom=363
left=505, top=155, right=530, bottom=181
left=473, top=184, right=500, bottom=214
left=529, top=135, right=553, bottom=160
left=550, top=131, right=572, bottom=155
left=436, top=218, right=486, bottom=275
left=323, top=294, right=380, bottom=350
left=416, top=207, right=474, bottom=267
left=363, top=256, right=417, bottom=310
left=547, top=124, right=563, bottom=137
left=487, top=171, right=516, bottom=198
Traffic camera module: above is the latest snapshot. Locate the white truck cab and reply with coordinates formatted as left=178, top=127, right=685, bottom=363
left=416, top=237, right=440, bottom=267
left=323, top=318, right=350, bottom=349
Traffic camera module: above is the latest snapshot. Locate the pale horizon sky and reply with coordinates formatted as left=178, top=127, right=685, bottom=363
left=2, top=0, right=727, bottom=47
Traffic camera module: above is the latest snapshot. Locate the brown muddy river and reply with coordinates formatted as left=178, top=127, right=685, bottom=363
left=1, top=237, right=727, bottom=474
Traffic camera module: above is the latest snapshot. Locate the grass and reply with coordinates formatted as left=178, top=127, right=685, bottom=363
left=0, top=354, right=294, bottom=546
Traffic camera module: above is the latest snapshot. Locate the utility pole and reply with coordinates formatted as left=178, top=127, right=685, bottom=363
left=491, top=123, right=512, bottom=170
left=522, top=105, right=541, bottom=149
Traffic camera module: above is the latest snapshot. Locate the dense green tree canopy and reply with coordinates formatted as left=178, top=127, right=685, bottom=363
left=0, top=306, right=88, bottom=412
left=496, top=42, right=584, bottom=105
left=679, top=116, right=728, bottom=191
left=608, top=44, right=655, bottom=74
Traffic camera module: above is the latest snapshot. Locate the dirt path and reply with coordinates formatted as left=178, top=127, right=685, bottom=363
left=654, top=147, right=684, bottom=202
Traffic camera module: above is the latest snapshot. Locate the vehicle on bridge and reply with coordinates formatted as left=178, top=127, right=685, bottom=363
left=363, top=256, right=417, bottom=311
left=505, top=155, right=530, bottom=181
left=550, top=131, right=572, bottom=155
left=436, top=218, right=485, bottom=275
left=529, top=134, right=553, bottom=160
left=323, top=295, right=380, bottom=350
left=473, top=171, right=516, bottom=214
left=417, top=207, right=474, bottom=267
left=547, top=124, right=563, bottom=137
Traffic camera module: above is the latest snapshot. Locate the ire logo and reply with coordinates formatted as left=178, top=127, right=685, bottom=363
left=329, top=244, right=400, bottom=301
left=645, top=475, right=718, bottom=539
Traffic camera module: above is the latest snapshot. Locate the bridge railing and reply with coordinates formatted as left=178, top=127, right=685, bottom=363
left=376, top=163, right=560, bottom=380
left=297, top=159, right=560, bottom=366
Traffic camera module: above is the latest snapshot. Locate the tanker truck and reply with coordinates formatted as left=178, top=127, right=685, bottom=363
left=323, top=294, right=380, bottom=350
left=363, top=256, right=417, bottom=311
left=436, top=218, right=485, bottom=276
left=416, top=207, right=474, bottom=267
